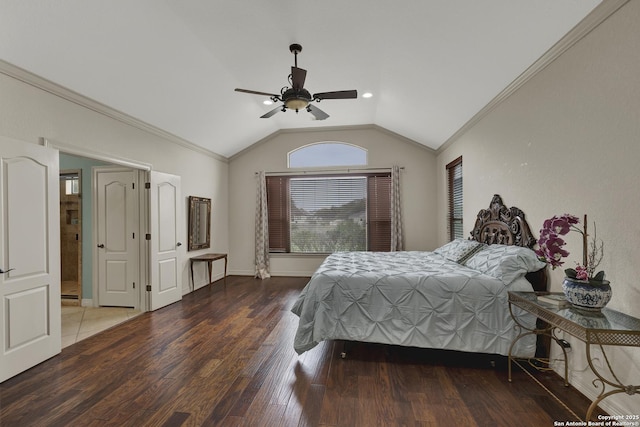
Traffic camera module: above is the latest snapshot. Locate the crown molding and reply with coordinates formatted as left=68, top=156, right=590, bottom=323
left=370, top=124, right=436, bottom=154
left=0, top=59, right=228, bottom=163
left=436, top=0, right=630, bottom=155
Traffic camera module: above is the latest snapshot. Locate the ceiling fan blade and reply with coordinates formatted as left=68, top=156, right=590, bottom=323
left=307, top=104, right=329, bottom=120
left=235, top=88, right=279, bottom=97
left=291, top=67, right=307, bottom=90
left=313, top=90, right=358, bottom=100
left=260, top=105, right=283, bottom=119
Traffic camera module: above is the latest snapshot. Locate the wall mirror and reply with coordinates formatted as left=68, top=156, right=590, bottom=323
left=188, top=196, right=211, bottom=251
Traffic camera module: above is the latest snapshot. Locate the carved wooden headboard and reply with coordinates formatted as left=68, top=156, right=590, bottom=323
left=470, top=194, right=537, bottom=249
left=470, top=194, right=547, bottom=291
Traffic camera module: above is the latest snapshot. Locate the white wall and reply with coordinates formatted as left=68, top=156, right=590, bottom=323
left=228, top=126, right=438, bottom=276
left=0, top=69, right=229, bottom=295
left=436, top=1, right=640, bottom=416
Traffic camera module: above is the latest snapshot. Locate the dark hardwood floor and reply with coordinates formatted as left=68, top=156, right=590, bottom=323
left=1, top=275, right=604, bottom=426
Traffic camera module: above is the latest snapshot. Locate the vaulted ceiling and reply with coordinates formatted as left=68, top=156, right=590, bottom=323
left=1, top=1, right=602, bottom=158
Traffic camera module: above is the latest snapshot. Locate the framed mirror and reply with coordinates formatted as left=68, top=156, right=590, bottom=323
left=188, top=196, right=211, bottom=251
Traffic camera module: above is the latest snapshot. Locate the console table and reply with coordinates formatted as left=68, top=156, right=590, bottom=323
left=190, top=253, right=227, bottom=290
left=508, top=291, right=640, bottom=420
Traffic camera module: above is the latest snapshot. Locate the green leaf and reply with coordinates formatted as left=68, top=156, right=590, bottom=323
left=564, top=268, right=577, bottom=278
left=593, top=271, right=606, bottom=282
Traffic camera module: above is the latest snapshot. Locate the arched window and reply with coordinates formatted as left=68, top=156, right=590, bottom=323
left=288, top=142, right=367, bottom=168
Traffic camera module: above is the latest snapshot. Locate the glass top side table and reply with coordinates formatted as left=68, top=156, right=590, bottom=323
left=508, top=291, right=640, bottom=421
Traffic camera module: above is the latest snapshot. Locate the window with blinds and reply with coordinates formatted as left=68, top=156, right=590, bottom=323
left=266, top=173, right=391, bottom=253
left=266, top=176, right=290, bottom=252
left=446, top=156, right=463, bottom=241
left=367, top=174, right=391, bottom=251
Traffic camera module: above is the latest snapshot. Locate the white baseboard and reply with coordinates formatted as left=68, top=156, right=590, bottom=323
left=187, top=272, right=225, bottom=293
left=202, top=271, right=311, bottom=282
left=229, top=269, right=312, bottom=277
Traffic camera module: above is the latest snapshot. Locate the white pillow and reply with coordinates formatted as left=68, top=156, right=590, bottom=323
left=463, top=244, right=546, bottom=284
left=433, top=239, right=487, bottom=264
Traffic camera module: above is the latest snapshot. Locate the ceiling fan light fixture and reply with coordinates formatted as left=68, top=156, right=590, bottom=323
left=284, top=97, right=309, bottom=110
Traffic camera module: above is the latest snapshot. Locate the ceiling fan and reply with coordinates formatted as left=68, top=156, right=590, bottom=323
left=235, top=43, right=357, bottom=120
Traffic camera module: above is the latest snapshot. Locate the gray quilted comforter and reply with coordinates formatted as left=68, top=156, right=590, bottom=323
left=291, top=251, right=536, bottom=357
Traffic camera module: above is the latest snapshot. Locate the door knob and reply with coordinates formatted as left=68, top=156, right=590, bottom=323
left=176, top=242, right=182, bottom=247
left=97, top=244, right=105, bottom=248
left=0, top=268, right=15, bottom=274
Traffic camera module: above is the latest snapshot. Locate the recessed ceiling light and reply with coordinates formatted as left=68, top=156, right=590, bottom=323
left=362, top=92, right=373, bottom=98
left=263, top=99, right=273, bottom=105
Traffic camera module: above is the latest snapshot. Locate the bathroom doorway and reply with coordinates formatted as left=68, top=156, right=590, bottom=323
left=60, top=170, right=82, bottom=305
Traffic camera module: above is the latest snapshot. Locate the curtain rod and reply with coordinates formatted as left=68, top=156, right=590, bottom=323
left=255, top=166, right=404, bottom=176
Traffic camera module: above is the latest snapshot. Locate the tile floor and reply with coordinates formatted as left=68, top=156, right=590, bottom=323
left=61, top=305, right=142, bottom=348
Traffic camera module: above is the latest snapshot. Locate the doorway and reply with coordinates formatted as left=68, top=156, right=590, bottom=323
left=2, top=138, right=183, bottom=381
left=57, top=151, right=183, bottom=312
left=59, top=170, right=82, bottom=305
left=59, top=154, right=142, bottom=347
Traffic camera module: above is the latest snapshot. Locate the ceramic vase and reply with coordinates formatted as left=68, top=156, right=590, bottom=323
left=562, top=277, right=612, bottom=312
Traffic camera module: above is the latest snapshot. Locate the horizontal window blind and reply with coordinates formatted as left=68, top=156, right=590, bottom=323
left=266, top=173, right=391, bottom=253
left=290, top=176, right=366, bottom=253
left=266, top=176, right=289, bottom=252
left=368, top=174, right=391, bottom=251
left=446, top=157, right=463, bottom=241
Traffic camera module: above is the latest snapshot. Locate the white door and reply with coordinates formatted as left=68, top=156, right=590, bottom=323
left=148, top=171, right=183, bottom=310
left=95, top=167, right=138, bottom=307
left=0, top=137, right=61, bottom=383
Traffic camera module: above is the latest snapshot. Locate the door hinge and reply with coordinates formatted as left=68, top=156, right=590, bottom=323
left=145, top=182, right=151, bottom=189
left=146, top=233, right=151, bottom=240
left=133, top=282, right=135, bottom=289
left=146, top=285, right=151, bottom=292
left=133, top=232, right=135, bottom=239
left=132, top=182, right=135, bottom=189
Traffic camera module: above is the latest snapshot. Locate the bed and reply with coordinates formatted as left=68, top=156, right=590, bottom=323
left=291, top=194, right=548, bottom=358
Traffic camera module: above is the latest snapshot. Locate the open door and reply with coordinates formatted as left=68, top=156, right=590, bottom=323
left=148, top=171, right=183, bottom=310
left=0, top=137, right=61, bottom=383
